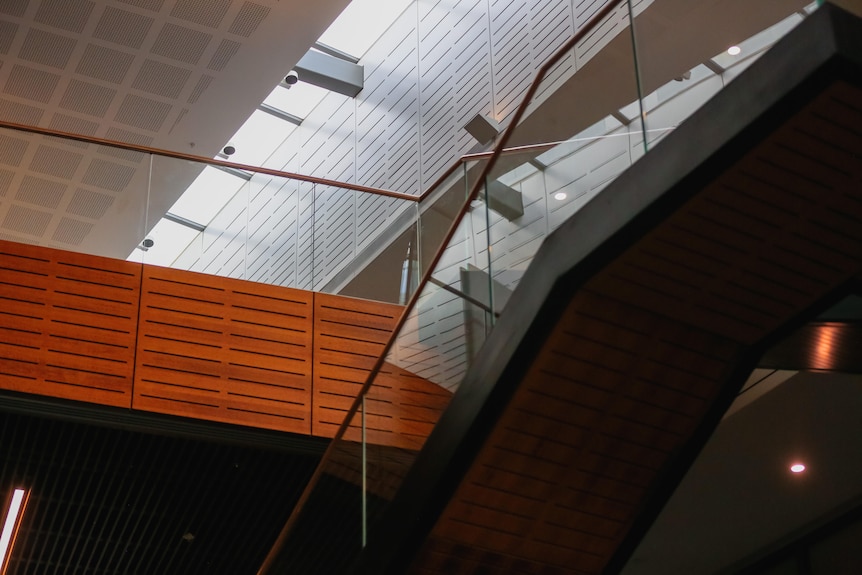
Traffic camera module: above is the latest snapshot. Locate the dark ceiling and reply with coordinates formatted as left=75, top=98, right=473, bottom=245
left=0, top=397, right=325, bottom=575
left=621, top=370, right=862, bottom=574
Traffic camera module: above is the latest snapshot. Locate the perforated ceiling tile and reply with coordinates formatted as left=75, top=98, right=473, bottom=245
left=0, top=133, right=28, bottom=167
left=171, top=0, right=232, bottom=29
left=0, top=21, right=18, bottom=54
left=114, top=93, right=172, bottom=132
left=0, top=99, right=43, bottom=125
left=59, top=79, right=117, bottom=118
left=2, top=203, right=53, bottom=236
left=93, top=6, right=155, bottom=49
left=132, top=59, right=192, bottom=99
left=0, top=0, right=27, bottom=18
left=52, top=216, right=94, bottom=245
left=168, top=107, right=188, bottom=133
left=16, top=174, right=67, bottom=208
left=49, top=113, right=100, bottom=137
left=18, top=28, right=77, bottom=69
left=187, top=74, right=213, bottom=104
left=3, top=64, right=61, bottom=103
left=81, top=158, right=136, bottom=192
left=47, top=115, right=98, bottom=149
left=118, top=0, right=165, bottom=11
left=228, top=2, right=271, bottom=37
left=207, top=39, right=240, bottom=72
left=0, top=169, right=14, bottom=197
left=76, top=43, right=136, bottom=84
left=100, top=127, right=151, bottom=163
left=66, top=187, right=115, bottom=219
left=29, top=145, right=83, bottom=179
left=151, top=23, right=211, bottom=65
left=35, top=0, right=95, bottom=34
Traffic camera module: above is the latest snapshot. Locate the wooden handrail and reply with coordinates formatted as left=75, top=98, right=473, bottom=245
left=256, top=1, right=629, bottom=572
left=0, top=119, right=419, bottom=202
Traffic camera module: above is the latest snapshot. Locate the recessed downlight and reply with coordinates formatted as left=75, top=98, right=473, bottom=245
left=790, top=463, right=806, bottom=473
left=553, top=192, right=567, bottom=201
left=727, top=45, right=742, bottom=56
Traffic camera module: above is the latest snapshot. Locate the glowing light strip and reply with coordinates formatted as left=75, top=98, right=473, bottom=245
left=0, top=489, right=28, bottom=575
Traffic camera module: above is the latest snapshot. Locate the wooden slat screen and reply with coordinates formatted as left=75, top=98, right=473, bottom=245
left=312, top=293, right=402, bottom=439
left=0, top=240, right=449, bottom=445
left=0, top=240, right=139, bottom=407
left=311, top=293, right=453, bottom=448
left=363, top=362, right=452, bottom=450
left=134, top=266, right=314, bottom=434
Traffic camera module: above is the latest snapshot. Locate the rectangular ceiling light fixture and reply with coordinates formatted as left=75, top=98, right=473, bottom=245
left=0, top=488, right=28, bottom=575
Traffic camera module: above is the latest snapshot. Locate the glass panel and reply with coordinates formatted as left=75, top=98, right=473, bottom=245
left=415, top=161, right=474, bottom=281
left=168, top=166, right=246, bottom=225
left=138, top=218, right=200, bottom=268
left=279, top=174, right=490, bottom=558
left=422, top=187, right=493, bottom=389
left=144, top=154, right=250, bottom=279
left=631, top=0, right=814, bottom=148
left=332, top=199, right=421, bottom=305
left=311, top=183, right=355, bottom=292
left=226, top=110, right=297, bottom=167
left=243, top=171, right=299, bottom=286
left=363, top=330, right=457, bottom=542
left=478, top=1, right=644, bottom=302
left=271, top=405, right=366, bottom=572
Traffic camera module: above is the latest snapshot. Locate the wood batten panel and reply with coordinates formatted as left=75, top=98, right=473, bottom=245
left=134, top=267, right=313, bottom=434
left=0, top=239, right=139, bottom=407
left=312, top=293, right=401, bottom=438
left=366, top=363, right=453, bottom=450
left=421, top=300, right=738, bottom=573
left=312, top=293, right=452, bottom=448
left=0, top=239, right=444, bottom=444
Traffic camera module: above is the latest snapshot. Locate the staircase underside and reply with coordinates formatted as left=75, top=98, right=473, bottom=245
left=356, top=6, right=862, bottom=574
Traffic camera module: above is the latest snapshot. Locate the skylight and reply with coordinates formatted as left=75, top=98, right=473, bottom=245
left=226, top=110, right=297, bottom=167
left=170, top=167, right=247, bottom=224
left=264, top=82, right=329, bottom=119
left=131, top=0, right=414, bottom=267
left=318, top=0, right=413, bottom=59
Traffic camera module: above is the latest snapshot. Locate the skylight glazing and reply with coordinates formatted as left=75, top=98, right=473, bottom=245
left=226, top=110, right=297, bottom=167
left=132, top=0, right=414, bottom=266
left=318, top=0, right=413, bottom=59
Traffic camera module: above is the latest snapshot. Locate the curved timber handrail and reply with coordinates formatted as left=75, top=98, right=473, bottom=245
left=256, top=0, right=629, bottom=572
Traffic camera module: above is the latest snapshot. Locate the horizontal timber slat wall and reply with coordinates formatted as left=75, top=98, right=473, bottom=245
left=0, top=240, right=449, bottom=447
left=134, top=266, right=315, bottom=434
left=312, top=293, right=452, bottom=449
left=0, top=240, right=140, bottom=407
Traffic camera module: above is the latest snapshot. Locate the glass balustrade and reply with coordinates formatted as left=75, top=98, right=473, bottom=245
left=0, top=122, right=425, bottom=306
left=279, top=1, right=832, bottom=569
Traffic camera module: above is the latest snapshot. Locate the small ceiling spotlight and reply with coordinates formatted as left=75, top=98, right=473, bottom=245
left=554, top=192, right=567, bottom=201
left=142, top=238, right=155, bottom=249
left=790, top=463, right=806, bottom=473
left=222, top=144, right=236, bottom=156
left=727, top=45, right=742, bottom=56
left=284, top=70, right=299, bottom=86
